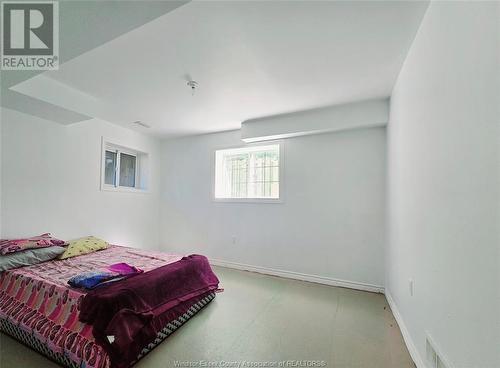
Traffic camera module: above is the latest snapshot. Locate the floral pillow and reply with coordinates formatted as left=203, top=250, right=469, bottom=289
left=0, top=233, right=68, bottom=255
left=58, top=236, right=108, bottom=260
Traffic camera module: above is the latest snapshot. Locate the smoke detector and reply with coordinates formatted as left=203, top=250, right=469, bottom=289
left=187, top=80, right=198, bottom=95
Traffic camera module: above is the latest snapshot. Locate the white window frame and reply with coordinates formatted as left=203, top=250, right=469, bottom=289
left=212, top=140, right=284, bottom=204
left=100, top=138, right=148, bottom=193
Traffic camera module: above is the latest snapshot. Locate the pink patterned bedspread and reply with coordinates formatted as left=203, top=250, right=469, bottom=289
left=0, top=245, right=182, bottom=368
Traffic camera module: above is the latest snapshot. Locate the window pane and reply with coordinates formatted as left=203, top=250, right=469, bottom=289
left=270, top=182, right=279, bottom=198
left=105, top=150, right=117, bottom=185
left=272, top=166, right=279, bottom=182
left=227, top=154, right=248, bottom=198
left=119, top=153, right=136, bottom=188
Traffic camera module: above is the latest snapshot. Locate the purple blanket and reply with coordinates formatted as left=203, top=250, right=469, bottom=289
left=79, top=255, right=220, bottom=368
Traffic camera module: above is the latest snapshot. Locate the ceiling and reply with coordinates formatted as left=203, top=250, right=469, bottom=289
left=7, top=1, right=429, bottom=138
left=0, top=0, right=188, bottom=123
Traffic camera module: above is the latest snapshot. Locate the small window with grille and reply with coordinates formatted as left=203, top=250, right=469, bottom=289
left=214, top=143, right=282, bottom=202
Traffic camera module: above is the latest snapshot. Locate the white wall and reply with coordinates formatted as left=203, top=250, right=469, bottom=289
left=387, top=2, right=499, bottom=368
left=1, top=108, right=162, bottom=250
left=160, top=127, right=386, bottom=287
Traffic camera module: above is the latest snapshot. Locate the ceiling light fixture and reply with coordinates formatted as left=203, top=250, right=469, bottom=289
left=187, top=80, right=198, bottom=96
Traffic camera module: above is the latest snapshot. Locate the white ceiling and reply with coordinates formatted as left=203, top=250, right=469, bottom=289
left=1, top=1, right=187, bottom=123
left=11, top=1, right=428, bottom=138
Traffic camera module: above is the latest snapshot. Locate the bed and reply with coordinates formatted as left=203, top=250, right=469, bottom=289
left=0, top=245, right=219, bottom=368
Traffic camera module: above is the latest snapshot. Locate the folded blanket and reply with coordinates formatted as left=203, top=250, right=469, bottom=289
left=79, top=254, right=220, bottom=368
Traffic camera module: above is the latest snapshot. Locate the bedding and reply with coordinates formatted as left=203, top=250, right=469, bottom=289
left=0, top=233, right=67, bottom=255
left=80, top=254, right=220, bottom=368
left=1, top=292, right=216, bottom=368
left=0, top=245, right=218, bottom=368
left=58, top=236, right=108, bottom=260
left=0, top=245, right=65, bottom=272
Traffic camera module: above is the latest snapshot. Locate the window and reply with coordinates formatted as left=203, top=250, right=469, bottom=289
left=101, top=139, right=149, bottom=192
left=214, top=143, right=282, bottom=201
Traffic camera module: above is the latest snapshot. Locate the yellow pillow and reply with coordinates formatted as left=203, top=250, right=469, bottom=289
left=58, top=236, right=108, bottom=260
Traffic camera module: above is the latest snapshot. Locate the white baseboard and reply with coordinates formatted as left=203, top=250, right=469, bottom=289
left=385, top=290, right=425, bottom=368
left=209, top=258, right=384, bottom=293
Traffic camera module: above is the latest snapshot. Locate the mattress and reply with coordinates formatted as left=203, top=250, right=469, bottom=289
left=0, top=246, right=216, bottom=368
left=1, top=292, right=216, bottom=368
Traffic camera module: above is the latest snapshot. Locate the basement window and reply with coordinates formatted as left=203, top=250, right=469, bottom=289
left=214, top=143, right=282, bottom=202
left=101, top=139, right=149, bottom=192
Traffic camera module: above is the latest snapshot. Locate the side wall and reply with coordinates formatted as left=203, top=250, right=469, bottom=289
left=160, top=127, right=386, bottom=288
left=386, top=2, right=499, bottom=367
left=1, top=108, right=162, bottom=250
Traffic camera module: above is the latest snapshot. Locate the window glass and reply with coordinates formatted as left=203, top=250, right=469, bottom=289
left=119, top=153, right=136, bottom=188
left=104, top=150, right=117, bottom=186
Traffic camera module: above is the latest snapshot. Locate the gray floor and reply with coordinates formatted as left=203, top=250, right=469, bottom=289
left=0, top=266, right=414, bottom=368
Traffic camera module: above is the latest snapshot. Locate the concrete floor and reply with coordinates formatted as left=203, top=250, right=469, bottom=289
left=0, top=266, right=414, bottom=368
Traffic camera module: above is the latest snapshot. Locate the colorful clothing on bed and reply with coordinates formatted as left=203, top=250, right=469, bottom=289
left=68, top=263, right=143, bottom=290
left=108, top=262, right=143, bottom=276
left=0, top=245, right=182, bottom=368
left=68, top=271, right=121, bottom=290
